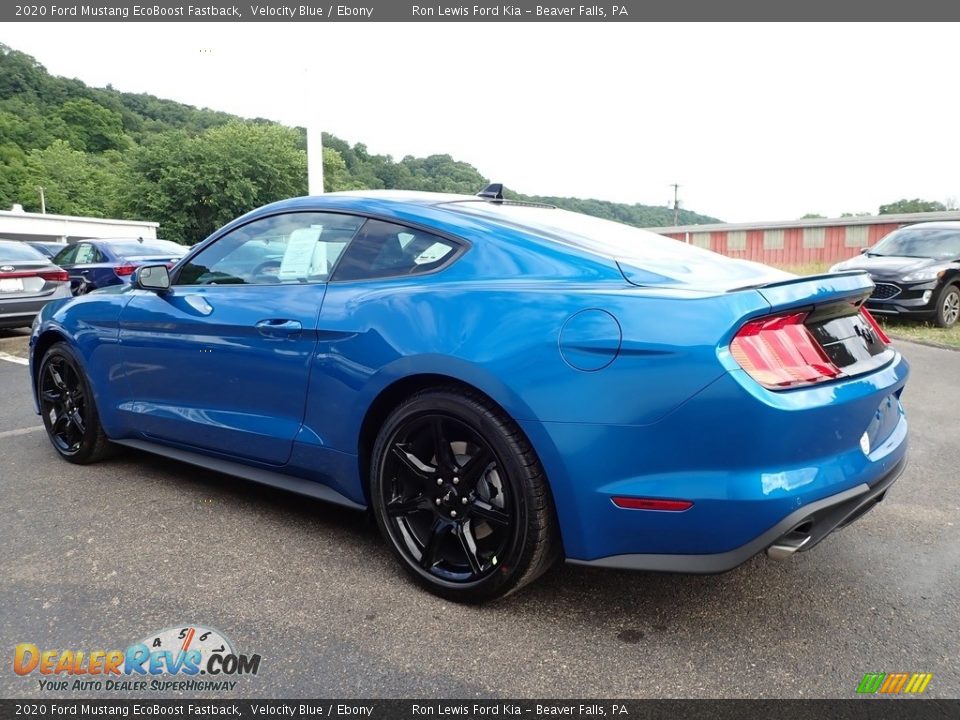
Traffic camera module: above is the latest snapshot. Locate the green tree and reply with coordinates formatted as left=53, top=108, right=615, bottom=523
left=878, top=198, right=946, bottom=214
left=322, top=146, right=366, bottom=192
left=122, top=121, right=307, bottom=243
left=0, top=142, right=27, bottom=209
left=58, top=98, right=128, bottom=152
left=16, top=140, right=123, bottom=216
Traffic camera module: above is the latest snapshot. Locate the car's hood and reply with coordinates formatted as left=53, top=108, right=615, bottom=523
left=832, top=254, right=958, bottom=279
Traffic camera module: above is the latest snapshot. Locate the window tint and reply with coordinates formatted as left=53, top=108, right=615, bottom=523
left=176, top=213, right=364, bottom=286
left=332, top=219, right=458, bottom=281
left=0, top=241, right=46, bottom=262
left=107, top=239, right=186, bottom=258
left=871, top=227, right=960, bottom=259
left=53, top=245, right=79, bottom=266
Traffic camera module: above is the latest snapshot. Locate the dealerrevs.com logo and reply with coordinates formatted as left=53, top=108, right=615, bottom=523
left=14, top=625, right=261, bottom=692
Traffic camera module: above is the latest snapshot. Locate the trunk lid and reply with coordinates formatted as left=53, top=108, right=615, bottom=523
left=0, top=262, right=60, bottom=296
left=737, top=271, right=894, bottom=383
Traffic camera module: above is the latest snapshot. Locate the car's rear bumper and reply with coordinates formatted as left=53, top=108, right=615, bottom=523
left=521, top=351, right=909, bottom=564
left=0, top=297, right=57, bottom=328
left=566, top=454, right=905, bottom=573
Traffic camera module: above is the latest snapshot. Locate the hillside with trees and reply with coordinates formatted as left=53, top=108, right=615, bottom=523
left=0, top=43, right=720, bottom=244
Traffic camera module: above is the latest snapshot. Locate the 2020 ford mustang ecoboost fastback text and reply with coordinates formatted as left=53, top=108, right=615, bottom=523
left=29, top=189, right=909, bottom=602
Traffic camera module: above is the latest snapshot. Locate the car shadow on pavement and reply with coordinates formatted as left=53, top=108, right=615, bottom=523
left=118, top=445, right=800, bottom=624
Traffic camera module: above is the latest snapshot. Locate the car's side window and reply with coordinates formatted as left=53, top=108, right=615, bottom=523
left=73, top=244, right=98, bottom=264
left=53, top=245, right=79, bottom=266
left=175, top=213, right=365, bottom=286
left=331, top=219, right=460, bottom=282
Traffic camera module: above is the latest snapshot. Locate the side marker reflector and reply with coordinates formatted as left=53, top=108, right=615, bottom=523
left=612, top=497, right=693, bottom=511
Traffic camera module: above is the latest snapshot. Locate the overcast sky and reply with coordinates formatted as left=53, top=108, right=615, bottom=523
left=7, top=23, right=959, bottom=222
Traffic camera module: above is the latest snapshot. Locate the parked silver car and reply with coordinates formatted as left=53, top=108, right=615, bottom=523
left=0, top=240, right=72, bottom=328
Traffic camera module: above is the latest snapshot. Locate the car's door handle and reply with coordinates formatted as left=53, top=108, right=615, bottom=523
left=80, top=270, right=90, bottom=274
left=255, top=319, right=302, bottom=338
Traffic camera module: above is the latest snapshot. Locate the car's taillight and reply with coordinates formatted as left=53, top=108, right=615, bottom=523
left=114, top=264, right=137, bottom=277
left=860, top=307, right=891, bottom=345
left=730, top=311, right=841, bottom=389
left=37, top=270, right=69, bottom=282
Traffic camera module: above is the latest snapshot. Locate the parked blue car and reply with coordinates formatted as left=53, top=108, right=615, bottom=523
left=29, top=189, right=909, bottom=601
left=51, top=237, right=187, bottom=295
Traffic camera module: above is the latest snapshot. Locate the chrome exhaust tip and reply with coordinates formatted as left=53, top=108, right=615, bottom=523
left=767, top=531, right=811, bottom=561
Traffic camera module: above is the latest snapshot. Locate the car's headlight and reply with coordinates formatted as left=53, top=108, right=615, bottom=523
left=902, top=267, right=947, bottom=282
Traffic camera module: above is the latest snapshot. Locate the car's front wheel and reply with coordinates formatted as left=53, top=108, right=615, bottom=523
left=37, top=342, right=113, bottom=464
left=370, top=387, right=560, bottom=602
left=935, top=283, right=960, bottom=328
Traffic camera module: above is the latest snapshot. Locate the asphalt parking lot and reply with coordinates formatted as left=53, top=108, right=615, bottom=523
left=0, top=328, right=957, bottom=699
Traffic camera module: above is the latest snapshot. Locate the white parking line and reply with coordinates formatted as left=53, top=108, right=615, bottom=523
left=0, top=426, right=43, bottom=439
left=0, top=351, right=28, bottom=366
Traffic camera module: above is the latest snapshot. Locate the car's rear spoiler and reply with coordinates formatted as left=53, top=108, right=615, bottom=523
left=753, top=271, right=874, bottom=312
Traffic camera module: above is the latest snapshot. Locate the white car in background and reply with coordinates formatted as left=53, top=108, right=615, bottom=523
left=0, top=240, right=72, bottom=329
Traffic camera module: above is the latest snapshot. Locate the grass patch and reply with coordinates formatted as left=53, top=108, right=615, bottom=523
left=772, top=262, right=832, bottom=276
left=769, top=262, right=959, bottom=349
left=878, top=318, right=960, bottom=349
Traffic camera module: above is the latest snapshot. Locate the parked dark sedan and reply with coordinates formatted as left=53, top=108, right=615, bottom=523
left=52, top=237, right=187, bottom=295
left=25, top=241, right=68, bottom=259
left=830, top=221, right=960, bottom=327
left=0, top=240, right=72, bottom=328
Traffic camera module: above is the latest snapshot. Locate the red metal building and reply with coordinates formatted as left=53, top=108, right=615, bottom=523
left=646, top=210, right=960, bottom=266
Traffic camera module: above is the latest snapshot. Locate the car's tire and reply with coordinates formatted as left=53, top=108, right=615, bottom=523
left=37, top=342, right=113, bottom=464
left=934, top=283, right=960, bottom=328
left=370, top=387, right=561, bottom=603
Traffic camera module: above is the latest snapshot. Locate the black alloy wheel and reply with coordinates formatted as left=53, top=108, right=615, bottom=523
left=371, top=388, right=560, bottom=602
left=38, top=343, right=112, bottom=464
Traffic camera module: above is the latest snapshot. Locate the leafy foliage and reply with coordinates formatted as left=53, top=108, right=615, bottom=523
left=0, top=42, right=721, bottom=243
left=124, top=123, right=307, bottom=243
left=16, top=140, right=125, bottom=217
left=878, top=198, right=947, bottom=215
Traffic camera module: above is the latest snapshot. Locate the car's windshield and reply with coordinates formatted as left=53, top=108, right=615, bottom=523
left=106, top=239, right=186, bottom=257
left=871, top=227, right=960, bottom=259
left=0, top=241, right=47, bottom=262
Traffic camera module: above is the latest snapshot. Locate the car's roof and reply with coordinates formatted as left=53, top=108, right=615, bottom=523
left=85, top=237, right=175, bottom=243
left=321, top=189, right=478, bottom=205
left=261, top=190, right=555, bottom=216
left=898, top=221, right=960, bottom=230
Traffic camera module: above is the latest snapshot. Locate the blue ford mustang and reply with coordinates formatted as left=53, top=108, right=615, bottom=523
left=29, top=188, right=909, bottom=602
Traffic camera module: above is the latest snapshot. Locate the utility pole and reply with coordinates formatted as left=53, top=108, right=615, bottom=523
left=38, top=186, right=46, bottom=214
left=669, top=183, right=680, bottom=226
left=307, top=124, right=324, bottom=195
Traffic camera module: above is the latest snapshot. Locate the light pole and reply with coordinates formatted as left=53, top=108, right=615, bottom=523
left=38, top=186, right=46, bottom=214
left=304, top=63, right=324, bottom=195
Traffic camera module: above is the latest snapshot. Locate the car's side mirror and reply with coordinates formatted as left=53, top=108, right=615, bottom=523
left=860, top=247, right=870, bottom=255
left=134, top=264, right=171, bottom=292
